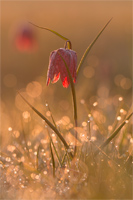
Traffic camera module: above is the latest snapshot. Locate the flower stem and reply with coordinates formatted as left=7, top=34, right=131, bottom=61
left=57, top=52, right=78, bottom=156
left=64, top=40, right=72, bottom=49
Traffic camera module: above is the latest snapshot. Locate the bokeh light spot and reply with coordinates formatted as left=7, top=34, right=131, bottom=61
left=61, top=116, right=70, bottom=125
left=26, top=81, right=42, bottom=98
left=83, top=66, right=95, bottom=78
left=114, top=74, right=124, bottom=86
left=120, top=77, right=132, bottom=90
left=97, top=86, right=109, bottom=98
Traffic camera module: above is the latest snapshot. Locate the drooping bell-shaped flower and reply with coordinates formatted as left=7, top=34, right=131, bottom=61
left=46, top=48, right=77, bottom=88
left=14, top=24, right=37, bottom=52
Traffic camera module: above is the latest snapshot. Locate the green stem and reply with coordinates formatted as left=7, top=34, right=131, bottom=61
left=50, top=140, right=55, bottom=178
left=57, top=53, right=77, bottom=127
left=57, top=52, right=78, bottom=156
left=64, top=40, right=72, bottom=49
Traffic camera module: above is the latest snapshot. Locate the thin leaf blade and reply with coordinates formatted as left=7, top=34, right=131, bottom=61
left=77, top=18, right=113, bottom=76
left=17, top=91, right=73, bottom=159
left=29, top=22, right=69, bottom=41
left=94, top=112, right=133, bottom=156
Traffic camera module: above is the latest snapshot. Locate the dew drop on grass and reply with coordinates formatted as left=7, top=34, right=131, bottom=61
left=46, top=111, right=51, bottom=117
left=35, top=174, right=40, bottom=180
left=0, top=161, right=4, bottom=168
left=22, top=111, right=30, bottom=119
left=80, top=99, right=85, bottom=104
left=7, top=145, right=16, bottom=152
left=82, top=121, right=87, bottom=127
left=130, top=138, right=133, bottom=143
left=93, top=102, right=98, bottom=107
left=120, top=108, right=124, bottom=113
left=34, top=151, right=37, bottom=155
left=8, top=127, right=12, bottom=132
left=108, top=125, right=113, bottom=131
left=6, top=157, right=11, bottom=162
left=12, top=154, right=16, bottom=158
left=43, top=171, right=47, bottom=175
left=125, top=120, right=129, bottom=124
left=27, top=141, right=31, bottom=146
left=90, top=136, right=97, bottom=141
left=119, top=97, right=123, bottom=101
left=117, top=116, right=121, bottom=121
left=52, top=133, right=55, bottom=137
left=31, top=173, right=36, bottom=179
left=13, top=130, right=20, bottom=138
left=29, top=149, right=32, bottom=152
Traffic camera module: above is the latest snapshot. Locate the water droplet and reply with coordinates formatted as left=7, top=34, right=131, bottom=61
left=117, top=116, right=121, bottom=121
left=120, top=109, right=124, bottom=113
left=82, top=121, right=87, bottom=127
left=13, top=130, right=20, bottom=138
left=27, top=141, right=31, bottom=146
left=6, top=157, right=11, bottom=162
left=93, top=102, right=98, bottom=107
left=8, top=127, right=12, bottom=132
left=119, top=97, right=123, bottom=101
left=80, top=99, right=85, bottom=104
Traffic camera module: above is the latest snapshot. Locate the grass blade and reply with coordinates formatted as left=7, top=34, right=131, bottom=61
left=94, top=112, right=133, bottom=156
left=77, top=18, right=112, bottom=76
left=47, top=129, right=62, bottom=167
left=17, top=91, right=73, bottom=159
left=29, top=22, right=69, bottom=41
left=50, top=140, right=55, bottom=177
left=36, top=145, right=40, bottom=170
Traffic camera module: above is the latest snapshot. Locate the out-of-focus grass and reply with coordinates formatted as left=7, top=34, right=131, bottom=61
left=0, top=96, right=132, bottom=199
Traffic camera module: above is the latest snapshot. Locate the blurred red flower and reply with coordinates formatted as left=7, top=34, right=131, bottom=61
left=46, top=48, right=77, bottom=88
left=14, top=24, right=37, bottom=52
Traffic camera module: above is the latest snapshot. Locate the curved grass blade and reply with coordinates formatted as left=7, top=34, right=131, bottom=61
left=29, top=22, right=69, bottom=41
left=17, top=91, right=73, bottom=159
left=47, top=129, right=62, bottom=167
left=77, top=18, right=113, bottom=76
left=46, top=101, right=58, bottom=129
left=47, top=103, right=69, bottom=162
left=36, top=145, right=40, bottom=170
left=94, top=112, right=133, bottom=156
left=50, top=140, right=55, bottom=177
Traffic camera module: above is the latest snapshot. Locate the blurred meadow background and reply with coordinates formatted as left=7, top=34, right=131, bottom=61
left=0, top=1, right=133, bottom=199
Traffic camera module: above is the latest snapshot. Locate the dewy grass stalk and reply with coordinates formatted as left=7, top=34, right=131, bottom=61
left=57, top=51, right=78, bottom=156
left=94, top=112, right=133, bottom=156
left=76, top=18, right=113, bottom=76
left=17, top=91, right=73, bottom=159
